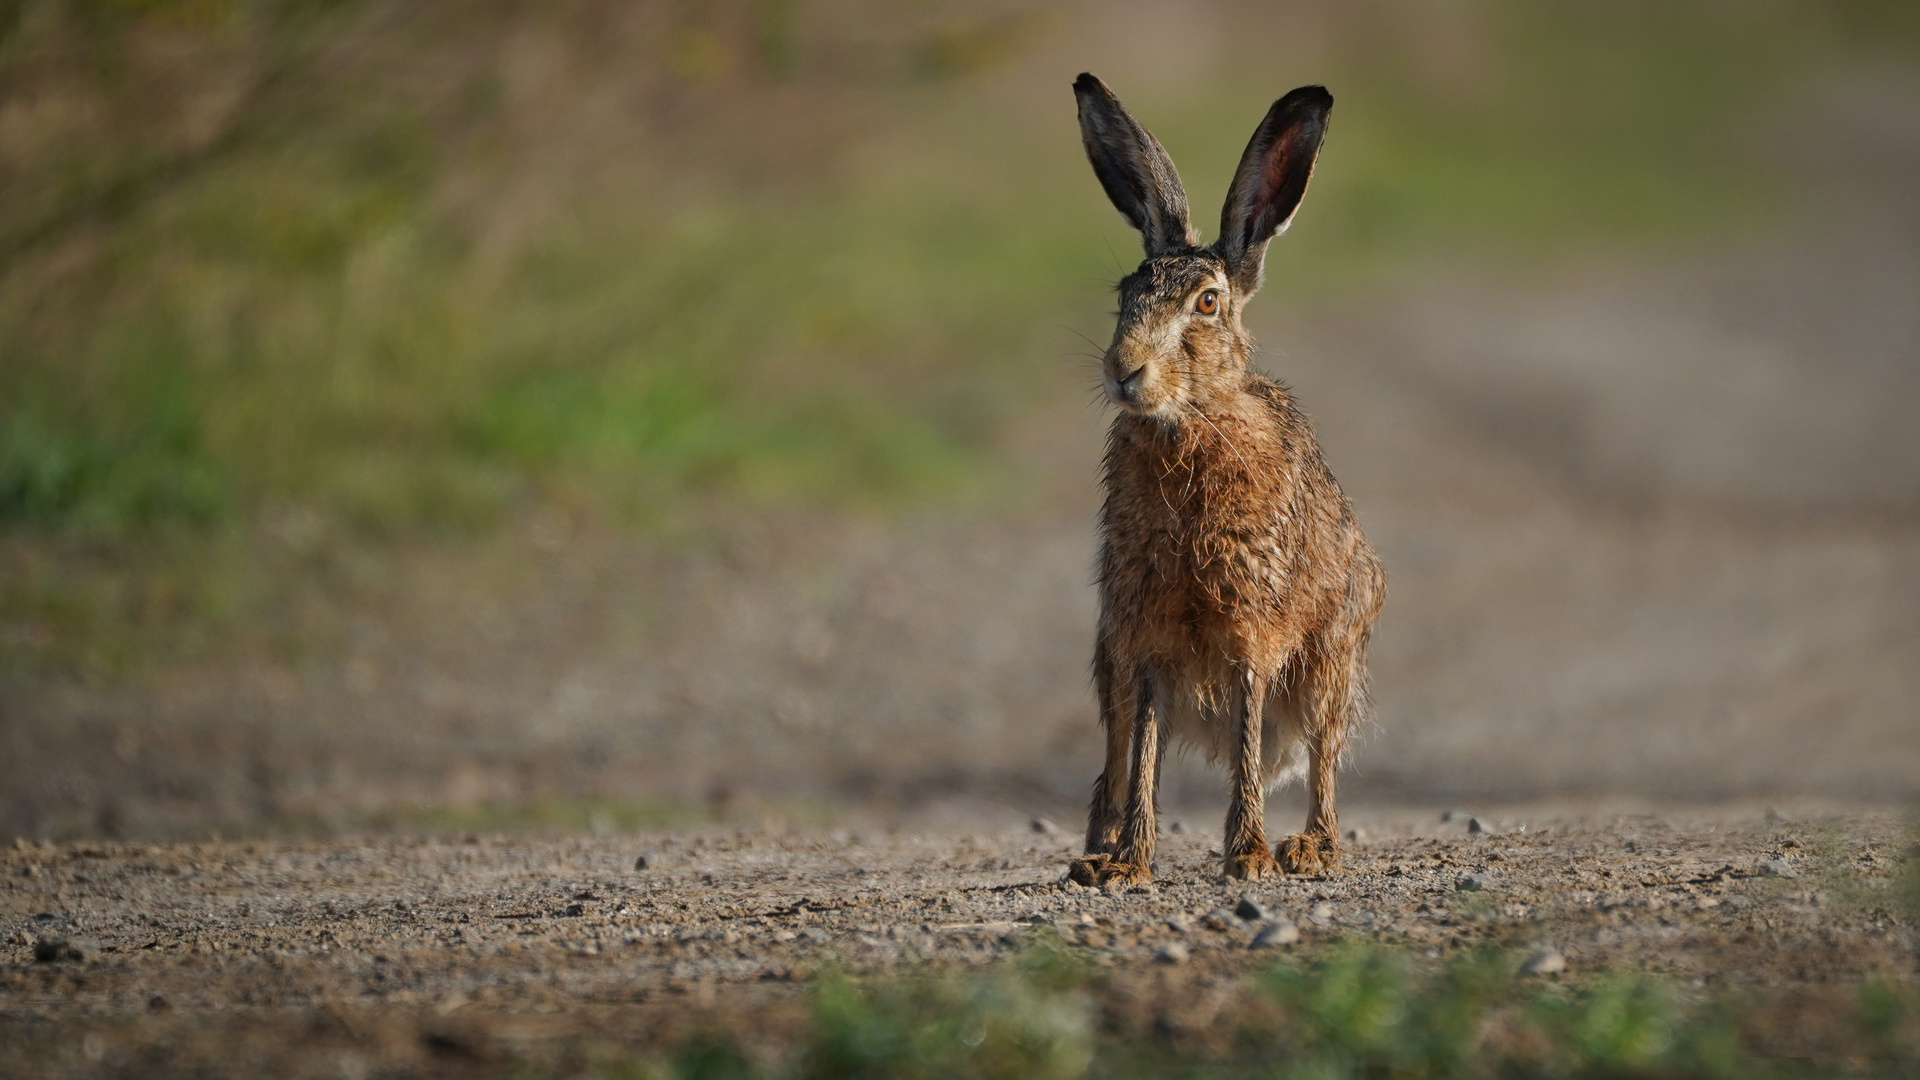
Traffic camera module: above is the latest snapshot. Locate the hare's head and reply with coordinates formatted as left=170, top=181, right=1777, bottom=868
left=1074, top=73, right=1331, bottom=419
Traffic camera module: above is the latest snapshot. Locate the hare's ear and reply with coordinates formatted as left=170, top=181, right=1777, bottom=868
left=1215, top=85, right=1332, bottom=297
left=1074, top=73, right=1197, bottom=257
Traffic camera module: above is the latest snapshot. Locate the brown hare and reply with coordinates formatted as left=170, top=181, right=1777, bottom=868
left=1066, top=74, right=1385, bottom=885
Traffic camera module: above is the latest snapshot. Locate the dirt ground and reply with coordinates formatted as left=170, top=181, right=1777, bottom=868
left=2, top=802, right=1913, bottom=1077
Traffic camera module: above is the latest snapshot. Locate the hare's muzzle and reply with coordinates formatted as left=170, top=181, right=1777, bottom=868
left=1109, top=363, right=1148, bottom=407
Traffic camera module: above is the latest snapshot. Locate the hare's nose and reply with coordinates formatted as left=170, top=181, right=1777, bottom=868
left=1118, top=365, right=1146, bottom=394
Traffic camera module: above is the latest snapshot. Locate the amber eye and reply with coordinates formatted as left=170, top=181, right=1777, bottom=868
left=1195, top=289, right=1219, bottom=315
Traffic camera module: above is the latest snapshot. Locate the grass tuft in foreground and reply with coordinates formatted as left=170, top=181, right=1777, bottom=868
left=647, top=938, right=1917, bottom=1080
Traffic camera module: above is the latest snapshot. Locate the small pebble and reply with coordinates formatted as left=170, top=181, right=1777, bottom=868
left=1169, top=820, right=1188, bottom=834
left=1249, top=921, right=1300, bottom=949
left=1440, top=810, right=1473, bottom=823
left=1234, top=896, right=1269, bottom=921
left=1308, top=903, right=1334, bottom=926
left=1201, top=908, right=1236, bottom=931
left=633, top=854, right=651, bottom=871
left=1155, top=941, right=1189, bottom=964
left=1467, top=817, right=1494, bottom=835
left=1344, top=826, right=1369, bottom=843
left=1030, top=818, right=1060, bottom=836
left=1456, top=872, right=1494, bottom=892
left=1760, top=858, right=1798, bottom=879
left=1165, top=914, right=1194, bottom=934
left=1519, top=948, right=1566, bottom=976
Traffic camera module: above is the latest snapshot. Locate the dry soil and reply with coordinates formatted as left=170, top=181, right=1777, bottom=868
left=3, top=803, right=1913, bottom=1077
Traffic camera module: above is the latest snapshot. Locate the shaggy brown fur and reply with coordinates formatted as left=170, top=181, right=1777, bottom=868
left=1066, top=74, right=1385, bottom=885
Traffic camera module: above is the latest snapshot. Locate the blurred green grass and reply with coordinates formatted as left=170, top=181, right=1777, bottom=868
left=2, top=0, right=1915, bottom=675
left=646, top=935, right=1920, bottom=1079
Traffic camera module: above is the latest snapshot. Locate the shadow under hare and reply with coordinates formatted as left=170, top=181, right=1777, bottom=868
left=1066, top=74, right=1385, bottom=885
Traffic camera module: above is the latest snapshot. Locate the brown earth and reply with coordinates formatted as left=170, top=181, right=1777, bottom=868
left=2, top=803, right=1913, bottom=1077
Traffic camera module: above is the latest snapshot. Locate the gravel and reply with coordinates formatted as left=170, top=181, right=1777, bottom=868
left=0, top=807, right=1903, bottom=1076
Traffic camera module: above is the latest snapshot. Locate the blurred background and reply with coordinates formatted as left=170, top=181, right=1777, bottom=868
left=3, top=0, right=1917, bottom=840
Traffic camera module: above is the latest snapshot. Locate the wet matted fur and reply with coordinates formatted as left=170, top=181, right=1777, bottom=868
left=1066, top=74, right=1385, bottom=884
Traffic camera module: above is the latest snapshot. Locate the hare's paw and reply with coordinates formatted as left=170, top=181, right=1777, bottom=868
left=1275, top=833, right=1341, bottom=875
left=1223, top=849, right=1281, bottom=881
left=1066, top=853, right=1110, bottom=886
left=1068, top=853, right=1152, bottom=886
left=1094, top=860, right=1153, bottom=886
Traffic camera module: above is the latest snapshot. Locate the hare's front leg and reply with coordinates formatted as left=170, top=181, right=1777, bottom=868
left=1223, top=669, right=1281, bottom=880
left=1069, top=669, right=1160, bottom=886
left=1081, top=638, right=1127, bottom=856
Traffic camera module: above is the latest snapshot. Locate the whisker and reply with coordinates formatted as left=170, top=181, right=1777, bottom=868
left=1194, top=409, right=1252, bottom=474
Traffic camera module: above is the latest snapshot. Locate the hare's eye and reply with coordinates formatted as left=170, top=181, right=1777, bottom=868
left=1195, top=289, right=1219, bottom=315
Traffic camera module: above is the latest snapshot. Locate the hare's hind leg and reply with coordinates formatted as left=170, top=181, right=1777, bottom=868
left=1276, top=643, right=1361, bottom=874
left=1082, top=638, right=1127, bottom=856
left=1274, top=731, right=1342, bottom=874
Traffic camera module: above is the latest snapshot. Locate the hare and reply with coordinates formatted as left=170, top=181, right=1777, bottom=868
left=1066, top=74, right=1385, bottom=885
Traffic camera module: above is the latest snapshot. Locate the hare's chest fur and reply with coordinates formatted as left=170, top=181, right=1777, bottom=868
left=1097, top=385, right=1342, bottom=681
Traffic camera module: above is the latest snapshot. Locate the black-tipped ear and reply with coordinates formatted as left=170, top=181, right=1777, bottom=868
left=1215, top=85, right=1332, bottom=297
left=1074, top=73, right=1197, bottom=257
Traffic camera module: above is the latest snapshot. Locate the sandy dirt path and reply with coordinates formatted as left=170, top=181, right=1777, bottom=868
left=3, top=804, right=1911, bottom=1077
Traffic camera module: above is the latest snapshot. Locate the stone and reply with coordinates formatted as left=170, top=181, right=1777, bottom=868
left=1467, top=817, right=1494, bottom=835
left=1155, top=941, right=1189, bottom=964
left=1760, top=858, right=1798, bottom=879
left=1519, top=948, right=1566, bottom=976
left=1344, top=827, right=1369, bottom=843
left=633, top=854, right=651, bottom=871
left=1030, top=818, right=1060, bottom=836
left=1169, top=820, right=1188, bottom=834
left=1308, top=903, right=1334, bottom=926
left=1456, top=872, right=1494, bottom=892
left=1249, top=921, right=1300, bottom=949
left=1165, top=914, right=1194, bottom=934
left=33, top=937, right=99, bottom=963
left=1234, top=896, right=1269, bottom=921
left=1201, top=908, right=1236, bottom=931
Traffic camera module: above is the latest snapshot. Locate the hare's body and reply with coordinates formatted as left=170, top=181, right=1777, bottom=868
left=1067, top=74, right=1384, bottom=884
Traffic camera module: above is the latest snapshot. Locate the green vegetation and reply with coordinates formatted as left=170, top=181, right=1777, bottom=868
left=4, top=0, right=1917, bottom=675
left=640, top=939, right=1918, bottom=1080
